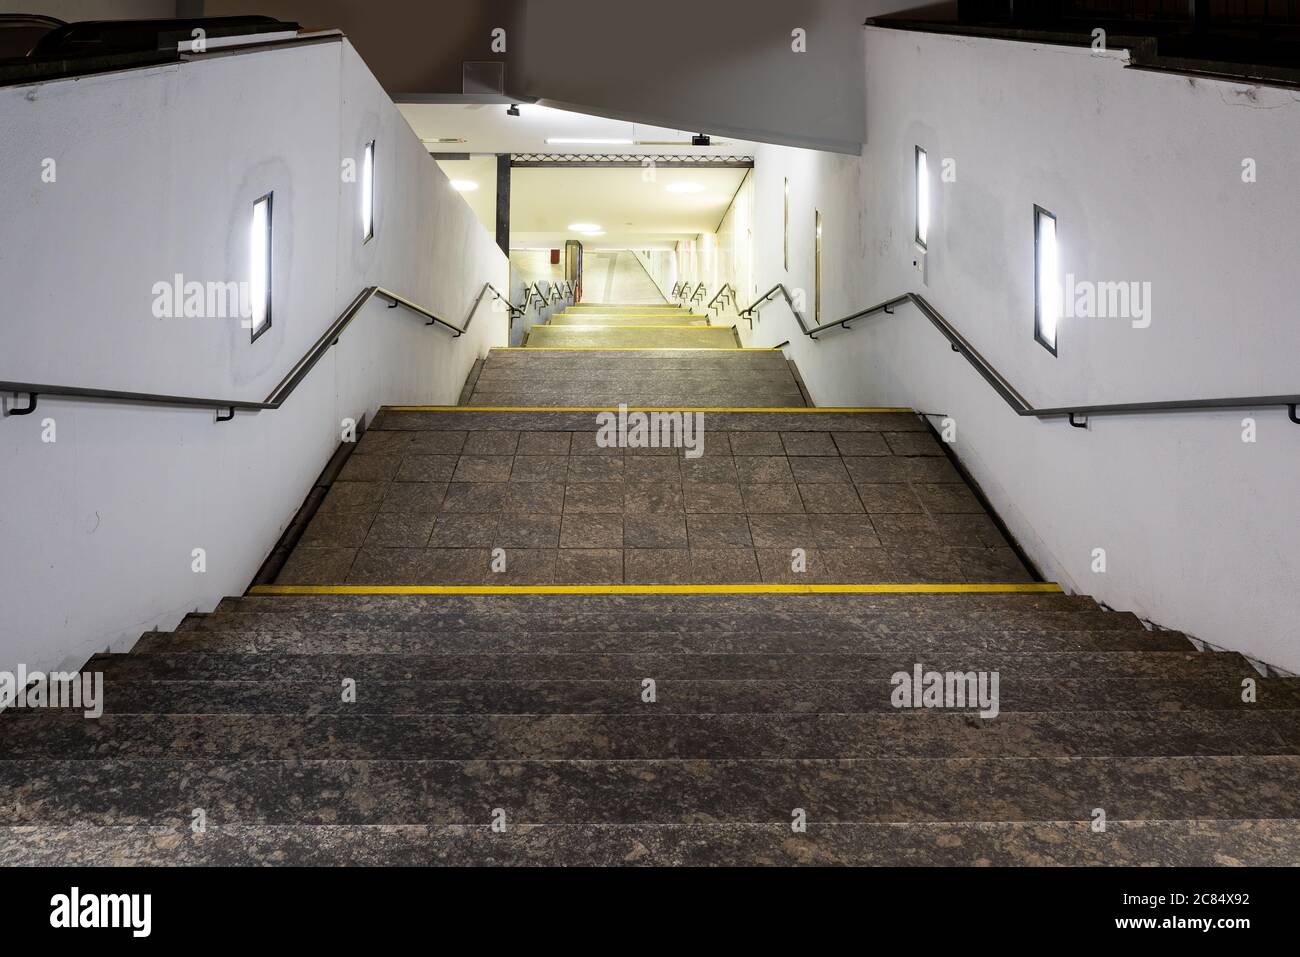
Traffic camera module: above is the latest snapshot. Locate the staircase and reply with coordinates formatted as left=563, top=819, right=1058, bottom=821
left=3, top=295, right=1298, bottom=866
left=524, top=302, right=739, bottom=349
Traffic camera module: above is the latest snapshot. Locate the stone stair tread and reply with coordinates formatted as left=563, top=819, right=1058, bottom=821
left=135, top=626, right=1187, bottom=656
left=170, top=609, right=1155, bottom=634
left=2, top=756, right=1298, bottom=826
left=210, top=592, right=1116, bottom=616
left=4, top=820, right=1297, bottom=866
left=548, top=315, right=710, bottom=326
left=30, top=675, right=1299, bottom=715
left=524, top=326, right=740, bottom=348
left=3, top=711, right=1295, bottom=760
left=88, top=650, right=1257, bottom=681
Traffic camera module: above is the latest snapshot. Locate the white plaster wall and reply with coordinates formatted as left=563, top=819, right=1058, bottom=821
left=715, top=29, right=1300, bottom=670
left=0, top=37, right=507, bottom=679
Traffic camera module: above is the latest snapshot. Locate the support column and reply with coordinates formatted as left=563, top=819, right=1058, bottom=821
left=495, top=154, right=511, bottom=256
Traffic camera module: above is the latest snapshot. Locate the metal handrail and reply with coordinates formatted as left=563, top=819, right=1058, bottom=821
left=2, top=282, right=515, bottom=424
left=675, top=281, right=706, bottom=304
left=740, top=284, right=1300, bottom=426
left=521, top=280, right=575, bottom=313
left=706, top=283, right=738, bottom=314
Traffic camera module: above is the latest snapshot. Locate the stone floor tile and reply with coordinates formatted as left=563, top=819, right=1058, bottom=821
left=798, top=483, right=866, bottom=513
left=363, top=511, right=436, bottom=548
left=687, top=512, right=753, bottom=547
left=624, top=512, right=689, bottom=548
left=394, top=454, right=458, bottom=483
left=559, top=513, right=624, bottom=548
left=275, top=546, right=357, bottom=584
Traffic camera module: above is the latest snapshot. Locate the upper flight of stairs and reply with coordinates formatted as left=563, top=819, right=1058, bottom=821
left=525, top=302, right=740, bottom=349
left=3, top=291, right=1297, bottom=866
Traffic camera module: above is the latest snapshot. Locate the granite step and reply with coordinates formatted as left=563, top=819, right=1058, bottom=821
left=469, top=370, right=798, bottom=388
left=206, top=592, right=1130, bottom=621
left=62, top=676, right=1300, bottom=715
left=90, top=650, right=1257, bottom=682
left=465, top=390, right=806, bottom=407
left=6, top=820, right=1297, bottom=866
left=1, top=756, right=1297, bottom=825
left=170, top=608, right=1154, bottom=636
left=524, top=325, right=740, bottom=348
left=547, top=314, right=710, bottom=326
left=476, top=348, right=786, bottom=370
left=134, top=627, right=1187, bottom=656
left=3, top=711, right=1294, bottom=760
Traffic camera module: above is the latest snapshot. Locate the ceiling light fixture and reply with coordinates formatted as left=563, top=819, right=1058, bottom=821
left=567, top=223, right=602, bottom=232
left=546, top=137, right=634, bottom=145
left=450, top=180, right=479, bottom=192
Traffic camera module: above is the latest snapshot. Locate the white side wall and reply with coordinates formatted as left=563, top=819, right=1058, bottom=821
left=0, top=37, right=507, bottom=679
left=683, top=30, right=1300, bottom=672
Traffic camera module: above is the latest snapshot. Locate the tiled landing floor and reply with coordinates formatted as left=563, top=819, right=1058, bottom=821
left=275, top=411, right=1033, bottom=586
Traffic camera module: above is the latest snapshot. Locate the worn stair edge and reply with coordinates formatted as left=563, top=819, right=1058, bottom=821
left=86, top=650, right=1264, bottom=681
left=4, top=820, right=1297, bottom=866
left=26, top=675, right=1300, bottom=715
left=1, top=756, right=1298, bottom=825
left=3, top=711, right=1294, bottom=760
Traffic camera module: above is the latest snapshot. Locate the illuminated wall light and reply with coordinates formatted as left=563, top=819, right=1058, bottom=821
left=450, top=180, right=479, bottom=192
left=361, top=140, right=375, bottom=243
left=249, top=192, right=272, bottom=341
left=914, top=146, right=929, bottom=249
left=1034, top=205, right=1060, bottom=355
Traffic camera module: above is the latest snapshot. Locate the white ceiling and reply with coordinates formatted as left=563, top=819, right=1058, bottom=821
left=510, top=166, right=746, bottom=249
left=406, top=103, right=753, bottom=250
left=400, top=102, right=754, bottom=157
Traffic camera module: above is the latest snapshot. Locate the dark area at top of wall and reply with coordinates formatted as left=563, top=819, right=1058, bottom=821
left=872, top=1, right=1300, bottom=88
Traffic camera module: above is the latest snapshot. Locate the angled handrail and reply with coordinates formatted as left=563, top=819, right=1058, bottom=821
left=2, top=282, right=512, bottom=424
left=521, top=280, right=575, bottom=313
left=528, top=283, right=547, bottom=312
left=706, top=282, right=738, bottom=314
left=740, top=284, right=1300, bottom=426
left=675, top=281, right=706, bottom=304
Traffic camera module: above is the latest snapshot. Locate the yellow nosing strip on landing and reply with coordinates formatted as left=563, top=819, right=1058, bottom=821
left=381, top=406, right=915, bottom=413
left=251, top=583, right=1062, bottom=596
left=533, top=324, right=732, bottom=331
left=551, top=319, right=712, bottom=323
left=494, top=347, right=775, bottom=352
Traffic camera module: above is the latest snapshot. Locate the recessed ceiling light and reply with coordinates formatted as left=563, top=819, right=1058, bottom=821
left=568, top=223, right=602, bottom=232
left=450, top=180, right=479, bottom=192
left=546, top=137, right=634, bottom=145
left=666, top=182, right=705, bottom=193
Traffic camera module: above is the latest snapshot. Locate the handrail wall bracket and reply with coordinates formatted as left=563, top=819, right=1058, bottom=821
left=7, top=392, right=37, bottom=416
